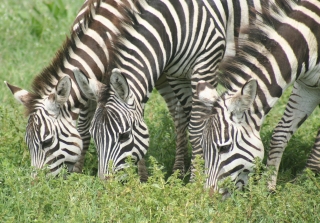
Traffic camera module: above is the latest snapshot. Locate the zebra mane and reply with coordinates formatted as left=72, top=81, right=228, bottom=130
left=26, top=0, right=142, bottom=115
left=218, top=0, right=298, bottom=91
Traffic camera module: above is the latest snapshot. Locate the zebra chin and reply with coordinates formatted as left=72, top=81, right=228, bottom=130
left=98, top=163, right=130, bottom=180
left=30, top=164, right=62, bottom=178
left=207, top=180, right=244, bottom=200
left=205, top=167, right=249, bottom=199
left=30, top=155, right=80, bottom=178
left=98, top=156, right=139, bottom=180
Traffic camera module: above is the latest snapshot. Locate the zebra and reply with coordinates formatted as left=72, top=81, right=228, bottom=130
left=196, top=0, right=320, bottom=193
left=73, top=0, right=279, bottom=179
left=4, top=0, right=185, bottom=178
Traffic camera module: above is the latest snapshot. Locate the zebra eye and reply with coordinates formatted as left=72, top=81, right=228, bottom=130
left=219, top=145, right=231, bottom=154
left=42, top=138, right=53, bottom=148
left=119, top=130, right=131, bottom=143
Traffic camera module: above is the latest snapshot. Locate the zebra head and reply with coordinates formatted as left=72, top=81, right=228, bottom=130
left=74, top=68, right=149, bottom=179
left=5, top=76, right=82, bottom=176
left=197, top=79, right=264, bottom=194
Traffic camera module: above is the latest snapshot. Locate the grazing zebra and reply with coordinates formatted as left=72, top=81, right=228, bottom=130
left=197, top=0, right=320, bottom=193
left=74, top=0, right=278, bottom=178
left=4, top=0, right=183, bottom=178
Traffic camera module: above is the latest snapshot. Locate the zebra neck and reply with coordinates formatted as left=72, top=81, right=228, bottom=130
left=28, top=0, right=143, bottom=116
left=220, top=0, right=320, bottom=129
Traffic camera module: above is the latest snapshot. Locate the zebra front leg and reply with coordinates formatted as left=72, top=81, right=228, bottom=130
left=137, top=158, right=148, bottom=182
left=172, top=103, right=189, bottom=175
left=188, top=74, right=218, bottom=182
left=156, top=75, right=189, bottom=176
left=305, top=128, right=320, bottom=173
left=267, top=81, right=320, bottom=191
left=188, top=99, right=208, bottom=181
left=73, top=100, right=97, bottom=173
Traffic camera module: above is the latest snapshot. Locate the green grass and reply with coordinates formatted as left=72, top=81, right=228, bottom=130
left=1, top=0, right=320, bottom=222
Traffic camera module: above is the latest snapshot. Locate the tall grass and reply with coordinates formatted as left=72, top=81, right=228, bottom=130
left=1, top=0, right=320, bottom=222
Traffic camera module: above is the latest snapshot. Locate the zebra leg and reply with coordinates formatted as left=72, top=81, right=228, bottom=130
left=137, top=158, right=148, bottom=182
left=172, top=103, right=189, bottom=174
left=73, top=100, right=97, bottom=173
left=188, top=96, right=209, bottom=180
left=188, top=74, right=218, bottom=181
left=167, top=76, right=207, bottom=180
left=267, top=81, right=320, bottom=190
left=155, top=75, right=189, bottom=175
left=305, top=128, right=320, bottom=173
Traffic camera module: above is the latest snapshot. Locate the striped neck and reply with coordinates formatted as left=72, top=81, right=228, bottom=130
left=26, top=0, right=142, bottom=117
left=219, top=0, right=320, bottom=129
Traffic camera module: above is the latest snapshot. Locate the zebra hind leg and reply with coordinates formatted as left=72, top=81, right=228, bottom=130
left=305, top=128, right=320, bottom=173
left=267, top=82, right=320, bottom=191
left=155, top=75, right=189, bottom=177
left=172, top=101, right=189, bottom=176
left=137, top=158, right=148, bottom=182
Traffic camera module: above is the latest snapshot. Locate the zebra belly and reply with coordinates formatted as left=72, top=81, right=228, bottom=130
left=299, top=64, right=320, bottom=88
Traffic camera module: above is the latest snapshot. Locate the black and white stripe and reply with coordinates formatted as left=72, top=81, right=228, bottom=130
left=5, top=0, right=148, bottom=176
left=75, top=0, right=278, bottom=178
left=5, top=0, right=202, bottom=177
left=197, top=0, right=320, bottom=192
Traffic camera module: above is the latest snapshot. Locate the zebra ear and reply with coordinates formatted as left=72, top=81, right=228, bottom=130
left=55, top=76, right=72, bottom=107
left=110, top=68, right=130, bottom=102
left=226, top=79, right=257, bottom=115
left=4, top=81, right=31, bottom=105
left=196, top=80, right=219, bottom=105
left=73, top=69, right=105, bottom=101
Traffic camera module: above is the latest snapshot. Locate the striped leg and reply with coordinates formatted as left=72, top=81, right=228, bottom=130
left=267, top=81, right=320, bottom=190
left=168, top=77, right=213, bottom=180
left=189, top=72, right=219, bottom=181
left=169, top=77, right=218, bottom=181
left=156, top=75, right=189, bottom=175
left=305, top=128, right=320, bottom=173
left=137, top=158, right=148, bottom=182
left=172, top=103, right=189, bottom=174
left=189, top=94, right=210, bottom=180
left=73, top=100, right=97, bottom=173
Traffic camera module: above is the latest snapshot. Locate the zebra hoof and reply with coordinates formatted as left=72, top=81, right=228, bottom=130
left=72, top=165, right=83, bottom=173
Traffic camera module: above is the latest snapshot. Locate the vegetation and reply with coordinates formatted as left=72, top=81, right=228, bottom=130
left=1, top=0, right=320, bottom=222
